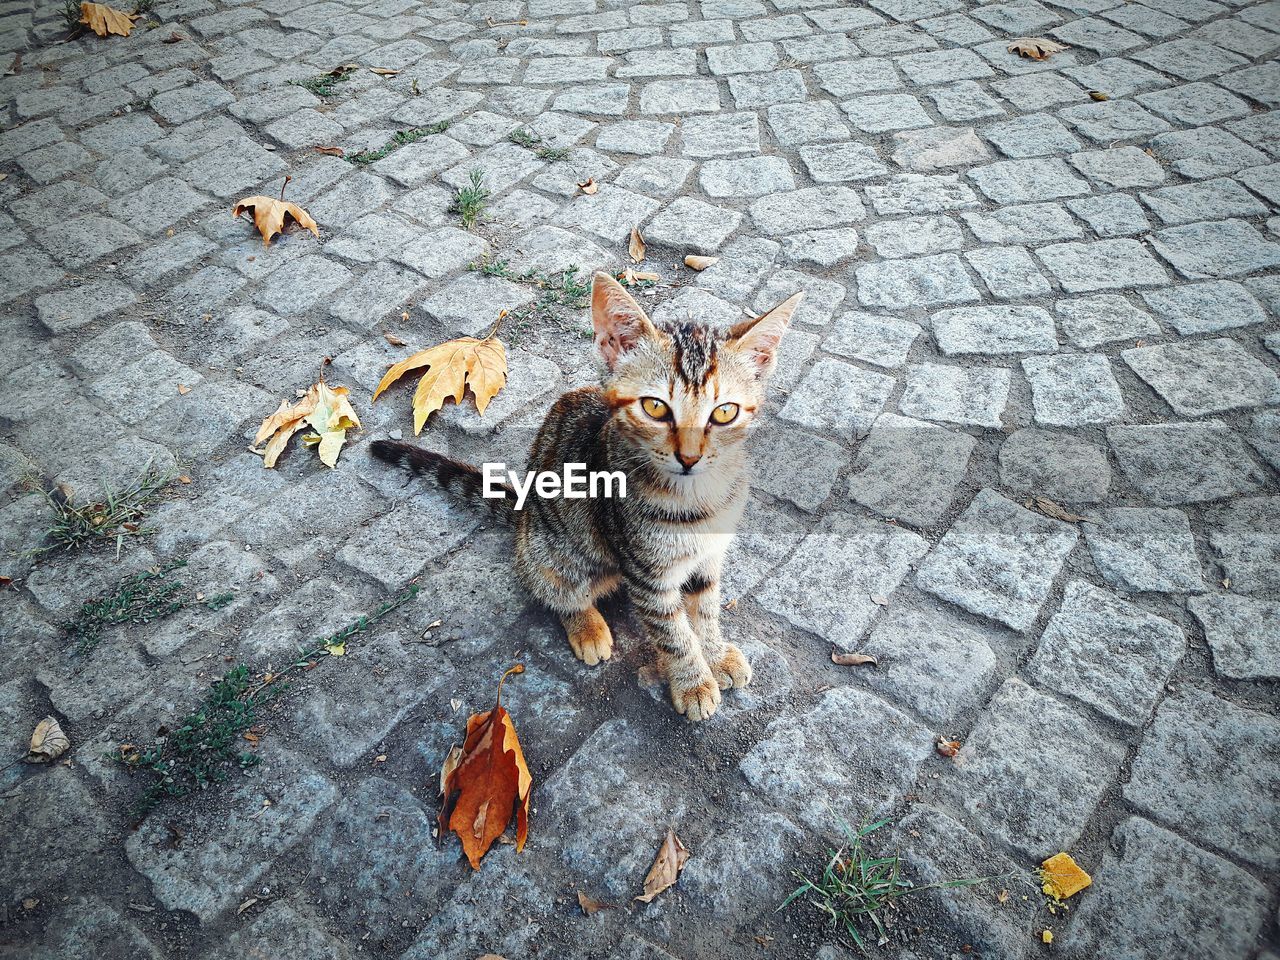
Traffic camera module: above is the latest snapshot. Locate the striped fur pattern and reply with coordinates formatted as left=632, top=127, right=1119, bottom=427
left=375, top=273, right=802, bottom=722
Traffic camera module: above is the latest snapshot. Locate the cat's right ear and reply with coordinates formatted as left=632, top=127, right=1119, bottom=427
left=592, top=272, right=658, bottom=370
left=727, top=291, right=803, bottom=378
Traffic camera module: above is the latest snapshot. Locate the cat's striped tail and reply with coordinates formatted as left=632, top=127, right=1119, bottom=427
left=369, top=440, right=514, bottom=519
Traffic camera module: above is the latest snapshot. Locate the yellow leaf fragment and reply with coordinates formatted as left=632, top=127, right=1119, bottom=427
left=635, top=828, right=689, bottom=903
left=254, top=377, right=360, bottom=468
left=1041, top=852, right=1092, bottom=901
left=232, top=195, right=320, bottom=248
left=1007, top=36, right=1069, bottom=60
left=683, top=255, right=718, bottom=271
left=1042, top=930, right=1054, bottom=944
left=324, top=641, right=346, bottom=657
left=831, top=650, right=877, bottom=667
left=26, top=716, right=70, bottom=763
left=80, top=2, right=139, bottom=37
left=373, top=330, right=508, bottom=434
left=369, top=66, right=399, bottom=75
left=628, top=226, right=646, bottom=263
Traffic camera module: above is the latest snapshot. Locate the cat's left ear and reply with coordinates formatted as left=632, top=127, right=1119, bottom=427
left=592, top=272, right=659, bottom=370
left=727, top=292, right=803, bottom=378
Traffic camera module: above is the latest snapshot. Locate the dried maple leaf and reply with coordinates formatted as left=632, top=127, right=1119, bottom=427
left=577, top=178, right=598, bottom=195
left=831, top=651, right=878, bottom=667
left=79, top=2, right=139, bottom=37
left=254, top=373, right=361, bottom=468
left=232, top=177, right=319, bottom=248
left=1026, top=496, right=1091, bottom=524
left=936, top=737, right=961, bottom=758
left=628, top=226, right=646, bottom=263
left=314, top=145, right=345, bottom=157
left=636, top=828, right=689, bottom=903
left=373, top=316, right=508, bottom=434
left=439, top=665, right=531, bottom=870
left=26, top=716, right=69, bottom=763
left=683, top=255, right=718, bottom=271
left=1007, top=37, right=1069, bottom=60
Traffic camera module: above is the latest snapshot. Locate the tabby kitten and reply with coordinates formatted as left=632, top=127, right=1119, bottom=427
left=372, top=273, right=802, bottom=721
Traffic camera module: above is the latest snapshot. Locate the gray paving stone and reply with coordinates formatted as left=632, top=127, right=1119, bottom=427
left=1140, top=281, right=1268, bottom=339
left=750, top=424, right=846, bottom=511
left=814, top=57, right=902, bottom=98
left=900, top=362, right=1009, bottom=428
left=1085, top=507, right=1205, bottom=593
left=699, top=155, right=797, bottom=197
left=1023, top=353, right=1125, bottom=427
left=1220, top=60, right=1280, bottom=107
left=150, top=80, right=235, bottom=123
left=891, top=125, right=991, bottom=171
left=595, top=119, right=674, bottom=154
left=507, top=225, right=610, bottom=275
left=779, top=357, right=894, bottom=439
left=1123, top=338, right=1279, bottom=417
left=706, top=40, right=780, bottom=75
left=34, top=279, right=136, bottom=334
left=728, top=69, right=808, bottom=107
left=798, top=141, right=889, bottom=182
left=644, top=196, right=742, bottom=253
left=1037, top=239, right=1167, bottom=292
left=965, top=246, right=1052, bottom=299
left=1066, top=193, right=1152, bottom=238
left=1029, top=580, right=1183, bottom=725
left=753, top=267, right=846, bottom=326
left=865, top=215, right=962, bottom=258
left=848, top=413, right=976, bottom=527
left=0, top=767, right=109, bottom=902
left=998, top=427, right=1112, bottom=504
left=197, top=902, right=353, bottom=960
left=1060, top=817, right=1270, bottom=960
left=968, top=157, right=1090, bottom=203
left=1068, top=145, right=1165, bottom=188
left=865, top=173, right=980, bottom=215
left=961, top=202, right=1082, bottom=244
left=740, top=686, right=934, bottom=829
left=766, top=100, right=851, bottom=145
left=1056, top=294, right=1161, bottom=348
left=896, top=47, right=993, bottom=85
left=983, top=114, right=1080, bottom=158
left=1125, top=688, right=1280, bottom=869
left=679, top=112, right=760, bottom=159
left=927, top=79, right=1004, bottom=120
left=758, top=513, right=928, bottom=647
left=917, top=489, right=1079, bottom=630
left=1133, top=37, right=1249, bottom=81
left=1151, top=219, right=1280, bottom=279
left=1143, top=178, right=1269, bottom=227
left=1137, top=81, right=1251, bottom=126
left=936, top=678, right=1124, bottom=856
left=932, top=305, right=1057, bottom=355
left=780, top=227, right=860, bottom=267
left=1150, top=126, right=1269, bottom=179
left=844, top=93, right=933, bottom=133
left=1239, top=162, right=1280, bottom=206
left=856, top=253, right=982, bottom=309
left=694, top=235, right=780, bottom=301
left=638, top=77, right=721, bottom=113
left=991, top=70, right=1084, bottom=110
left=824, top=311, right=921, bottom=369
left=1058, top=99, right=1173, bottom=144
left=559, top=187, right=662, bottom=243
left=1191, top=593, right=1280, bottom=681
left=749, top=187, right=864, bottom=237
left=1207, top=496, right=1280, bottom=596
left=1108, top=421, right=1266, bottom=505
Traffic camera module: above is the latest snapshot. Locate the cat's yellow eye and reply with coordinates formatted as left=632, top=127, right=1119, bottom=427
left=710, top=402, right=740, bottom=425
left=641, top=397, right=670, bottom=420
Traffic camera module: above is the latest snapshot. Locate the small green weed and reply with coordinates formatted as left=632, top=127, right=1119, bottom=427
left=289, top=67, right=355, bottom=99
left=344, top=122, right=451, bottom=165
left=112, top=585, right=420, bottom=816
left=64, top=559, right=233, bottom=656
left=508, top=127, right=541, bottom=148
left=451, top=169, right=490, bottom=229
left=468, top=256, right=591, bottom=336
left=133, top=0, right=155, bottom=14
left=781, top=819, right=989, bottom=953
left=25, top=464, right=175, bottom=562
left=61, top=0, right=80, bottom=30
left=536, top=146, right=570, bottom=162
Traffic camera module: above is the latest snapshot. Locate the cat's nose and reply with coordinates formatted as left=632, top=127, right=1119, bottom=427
left=675, top=451, right=702, bottom=472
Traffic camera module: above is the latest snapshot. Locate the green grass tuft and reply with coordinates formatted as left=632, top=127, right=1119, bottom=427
left=780, top=818, right=991, bottom=953
left=451, top=169, right=490, bottom=229
left=508, top=127, right=541, bottom=148
left=344, top=122, right=451, bottom=165
left=467, top=257, right=591, bottom=336
left=535, top=146, right=571, bottom=162
left=289, top=68, right=354, bottom=99
left=25, top=464, right=175, bottom=562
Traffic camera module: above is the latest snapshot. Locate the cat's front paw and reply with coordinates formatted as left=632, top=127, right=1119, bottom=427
left=669, top=673, right=722, bottom=722
left=711, top=643, right=752, bottom=690
left=563, top=607, right=613, bottom=666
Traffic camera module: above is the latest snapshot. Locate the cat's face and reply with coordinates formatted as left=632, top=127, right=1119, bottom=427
left=591, top=273, right=802, bottom=485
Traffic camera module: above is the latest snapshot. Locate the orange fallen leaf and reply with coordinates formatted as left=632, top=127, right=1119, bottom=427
left=1088, top=90, right=1110, bottom=101
left=0, top=575, right=13, bottom=588
left=1007, top=37, right=1068, bottom=60
left=177, top=384, right=191, bottom=395
left=618, top=268, right=660, bottom=286
left=177, top=475, right=191, bottom=484
left=79, top=2, right=139, bottom=37
left=439, top=665, right=531, bottom=870
left=369, top=67, right=400, bottom=75
left=636, top=828, right=689, bottom=903
left=831, top=651, right=877, bottom=667
left=577, top=890, right=614, bottom=915
left=628, top=226, right=646, bottom=263
left=373, top=315, right=508, bottom=435
left=314, top=145, right=345, bottom=157
left=232, top=177, right=319, bottom=248
left=936, top=737, right=961, bottom=757
left=683, top=255, right=718, bottom=271
left=384, top=332, right=407, bottom=347
left=254, top=372, right=360, bottom=468
left=1041, top=852, right=1092, bottom=900
left=577, top=178, right=598, bottom=195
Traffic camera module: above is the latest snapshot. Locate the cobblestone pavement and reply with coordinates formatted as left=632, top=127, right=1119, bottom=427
left=2, top=0, right=1279, bottom=956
